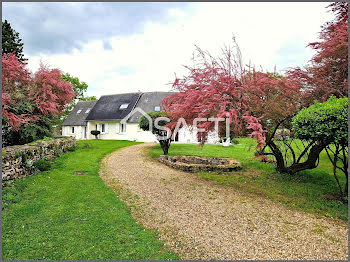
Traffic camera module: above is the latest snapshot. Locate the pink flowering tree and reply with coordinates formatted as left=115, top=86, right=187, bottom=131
left=2, top=53, right=75, bottom=145
left=163, top=41, right=267, bottom=149
left=162, top=39, right=328, bottom=174
left=163, top=39, right=305, bottom=150
left=288, top=2, right=348, bottom=103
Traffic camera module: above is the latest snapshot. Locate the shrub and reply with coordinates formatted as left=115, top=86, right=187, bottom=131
left=67, top=146, right=76, bottom=152
left=293, top=96, right=348, bottom=198
left=91, top=130, right=100, bottom=139
left=33, top=160, right=51, bottom=171
left=139, top=111, right=171, bottom=155
left=292, top=96, right=348, bottom=145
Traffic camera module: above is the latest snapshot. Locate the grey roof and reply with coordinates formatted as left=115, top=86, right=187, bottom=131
left=62, top=100, right=97, bottom=126
left=85, top=92, right=142, bottom=121
left=128, top=91, right=176, bottom=123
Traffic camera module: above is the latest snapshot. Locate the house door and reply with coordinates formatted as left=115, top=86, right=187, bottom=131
left=84, top=127, right=87, bottom=139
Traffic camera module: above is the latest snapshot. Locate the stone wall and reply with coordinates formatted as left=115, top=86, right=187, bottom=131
left=159, top=155, right=242, bottom=173
left=2, top=137, right=76, bottom=183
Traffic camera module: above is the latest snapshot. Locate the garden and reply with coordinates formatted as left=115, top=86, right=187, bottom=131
left=1, top=2, right=348, bottom=260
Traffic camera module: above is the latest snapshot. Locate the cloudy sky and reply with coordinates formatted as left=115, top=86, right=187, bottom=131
left=3, top=2, right=333, bottom=98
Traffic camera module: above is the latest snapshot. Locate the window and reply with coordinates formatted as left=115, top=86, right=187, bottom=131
left=76, top=109, right=82, bottom=114
left=154, top=106, right=161, bottom=111
left=101, top=123, right=109, bottom=134
left=71, top=126, right=75, bottom=133
left=116, top=123, right=125, bottom=133
left=85, top=108, right=91, bottom=113
left=95, top=124, right=98, bottom=130
left=119, top=103, right=129, bottom=109
left=121, top=123, right=126, bottom=133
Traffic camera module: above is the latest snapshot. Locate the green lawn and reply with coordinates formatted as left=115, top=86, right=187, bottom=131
left=2, top=140, right=178, bottom=260
left=149, top=138, right=348, bottom=221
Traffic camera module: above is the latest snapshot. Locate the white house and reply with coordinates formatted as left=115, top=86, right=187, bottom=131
left=62, top=100, right=97, bottom=139
left=62, top=91, right=220, bottom=144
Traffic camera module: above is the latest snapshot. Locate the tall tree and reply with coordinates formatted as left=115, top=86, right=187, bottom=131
left=60, top=73, right=96, bottom=123
left=2, top=53, right=75, bottom=146
left=2, top=19, right=26, bottom=62
left=163, top=40, right=303, bottom=150
left=62, top=73, right=89, bottom=101
left=288, top=2, right=348, bottom=103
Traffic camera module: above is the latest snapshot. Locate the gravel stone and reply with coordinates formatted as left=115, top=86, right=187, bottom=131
left=100, top=143, right=348, bottom=260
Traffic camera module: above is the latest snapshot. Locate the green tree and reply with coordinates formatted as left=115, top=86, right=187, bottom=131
left=80, top=96, right=97, bottom=101
left=139, top=111, right=172, bottom=155
left=62, top=73, right=89, bottom=101
left=2, top=19, right=26, bottom=62
left=293, top=96, right=348, bottom=198
left=60, top=73, right=96, bottom=124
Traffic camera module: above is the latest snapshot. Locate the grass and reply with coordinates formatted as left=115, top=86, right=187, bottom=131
left=2, top=140, right=178, bottom=260
left=149, top=138, right=348, bottom=221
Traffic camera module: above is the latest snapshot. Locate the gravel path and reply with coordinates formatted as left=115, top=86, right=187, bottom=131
left=100, top=143, right=348, bottom=260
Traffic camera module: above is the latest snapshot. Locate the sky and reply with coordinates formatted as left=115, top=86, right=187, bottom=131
left=2, top=2, right=334, bottom=98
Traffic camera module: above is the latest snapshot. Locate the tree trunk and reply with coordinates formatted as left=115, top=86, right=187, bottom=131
left=267, top=140, right=286, bottom=172
left=345, top=175, right=348, bottom=196
left=266, top=139, right=326, bottom=174
left=159, top=139, right=171, bottom=155
left=283, top=141, right=326, bottom=174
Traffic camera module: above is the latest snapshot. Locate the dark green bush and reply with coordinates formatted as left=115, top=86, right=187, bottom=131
left=33, top=160, right=52, bottom=171
left=292, top=96, right=348, bottom=145
left=91, top=130, right=100, bottom=139
left=139, top=111, right=168, bottom=131
left=293, top=96, right=348, bottom=198
left=67, top=146, right=76, bottom=152
left=231, top=139, right=239, bottom=144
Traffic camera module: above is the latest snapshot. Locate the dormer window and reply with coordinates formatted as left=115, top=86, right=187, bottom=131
left=120, top=103, right=129, bottom=110
left=154, top=106, right=161, bottom=111
left=76, top=109, right=82, bottom=114
left=85, top=108, right=91, bottom=113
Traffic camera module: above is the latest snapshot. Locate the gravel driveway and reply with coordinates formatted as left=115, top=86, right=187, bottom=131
left=100, top=143, right=348, bottom=260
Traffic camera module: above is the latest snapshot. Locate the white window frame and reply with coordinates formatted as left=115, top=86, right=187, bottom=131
left=101, top=123, right=108, bottom=134
left=121, top=123, right=126, bottom=133
left=77, top=109, right=82, bottom=114
left=119, top=103, right=129, bottom=109
left=154, top=106, right=161, bottom=111
left=85, top=108, right=91, bottom=113
left=116, top=123, right=120, bottom=134
left=116, top=122, right=126, bottom=134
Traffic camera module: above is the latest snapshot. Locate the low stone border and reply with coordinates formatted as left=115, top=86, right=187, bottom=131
left=159, top=155, right=242, bottom=173
left=2, top=137, right=76, bottom=183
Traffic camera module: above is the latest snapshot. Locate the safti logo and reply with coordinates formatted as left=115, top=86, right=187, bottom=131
left=122, top=107, right=231, bottom=142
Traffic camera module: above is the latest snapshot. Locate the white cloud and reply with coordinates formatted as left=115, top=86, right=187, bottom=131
left=26, top=2, right=333, bottom=98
